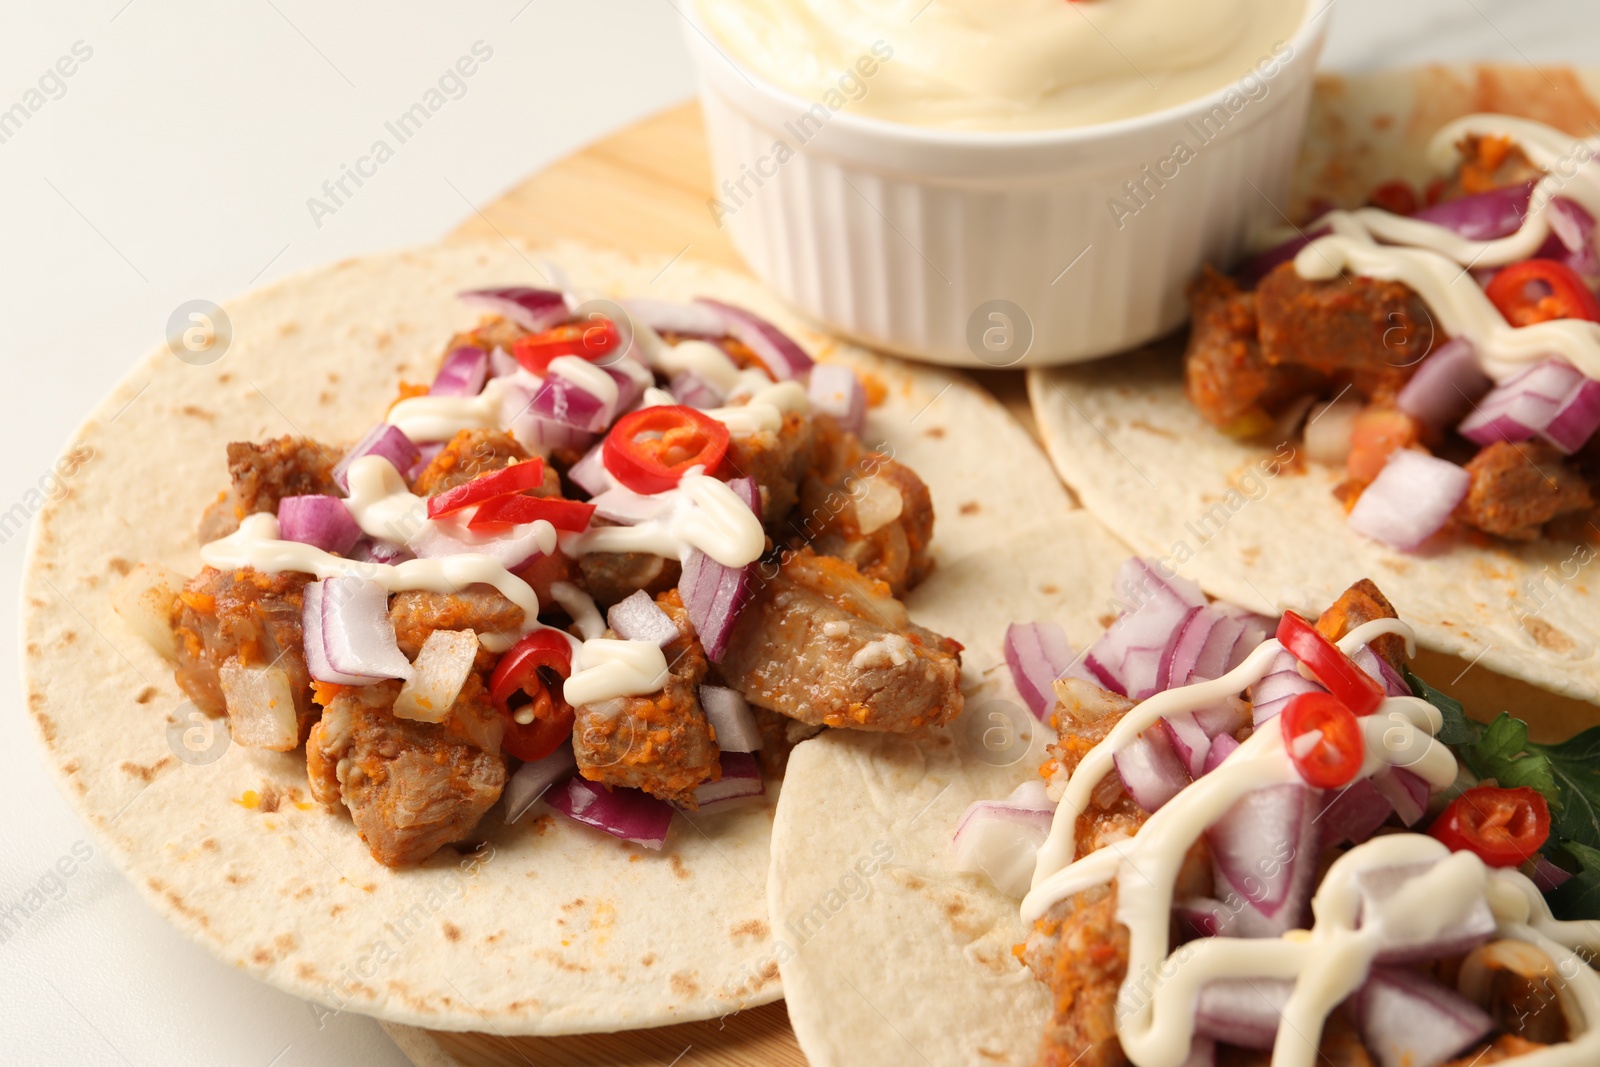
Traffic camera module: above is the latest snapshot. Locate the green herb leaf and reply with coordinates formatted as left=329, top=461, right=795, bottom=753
left=1546, top=841, right=1600, bottom=921
left=1530, top=727, right=1600, bottom=851
left=1404, top=667, right=1481, bottom=746
left=1468, top=713, right=1560, bottom=801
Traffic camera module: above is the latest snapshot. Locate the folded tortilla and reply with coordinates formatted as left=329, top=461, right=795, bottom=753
left=22, top=240, right=1072, bottom=1033
left=1030, top=66, right=1600, bottom=707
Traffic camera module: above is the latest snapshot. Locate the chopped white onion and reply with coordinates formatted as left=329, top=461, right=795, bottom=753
left=952, top=780, right=1056, bottom=898
left=219, top=661, right=299, bottom=750
left=699, top=685, right=763, bottom=752
left=608, top=591, right=679, bottom=647
left=1348, top=450, right=1470, bottom=551
left=393, top=629, right=478, bottom=723
left=1302, top=396, right=1363, bottom=466
left=111, top=562, right=183, bottom=661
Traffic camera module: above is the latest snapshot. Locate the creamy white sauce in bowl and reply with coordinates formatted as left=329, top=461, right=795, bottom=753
left=696, top=0, right=1307, bottom=133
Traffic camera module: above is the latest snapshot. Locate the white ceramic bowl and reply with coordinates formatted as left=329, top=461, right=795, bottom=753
left=683, top=6, right=1329, bottom=367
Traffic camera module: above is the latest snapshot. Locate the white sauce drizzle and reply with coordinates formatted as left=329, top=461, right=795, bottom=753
left=547, top=355, right=619, bottom=414
left=549, top=580, right=606, bottom=641
left=651, top=339, right=744, bottom=393
left=564, top=639, right=670, bottom=708
left=1021, top=617, right=1600, bottom=1066
left=704, top=380, right=810, bottom=436
left=1294, top=115, right=1600, bottom=382
left=559, top=471, right=766, bottom=569
left=387, top=376, right=524, bottom=443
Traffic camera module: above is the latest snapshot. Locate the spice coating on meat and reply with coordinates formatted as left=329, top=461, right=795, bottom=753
left=411, top=429, right=553, bottom=497
left=306, top=682, right=505, bottom=867
left=1457, top=440, right=1593, bottom=541
left=1255, top=263, right=1433, bottom=402
left=725, top=411, right=815, bottom=531
left=389, top=585, right=524, bottom=670
left=717, top=549, right=962, bottom=731
left=1184, top=266, right=1317, bottom=429
left=577, top=549, right=681, bottom=609
left=791, top=415, right=936, bottom=596
left=1314, top=577, right=1406, bottom=672
left=572, top=590, right=718, bottom=805
left=171, top=566, right=316, bottom=740
left=200, top=437, right=339, bottom=542
left=1023, top=883, right=1130, bottom=1067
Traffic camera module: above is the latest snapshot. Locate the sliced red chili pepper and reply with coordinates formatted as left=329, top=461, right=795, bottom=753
left=490, top=629, right=575, bottom=762
left=1485, top=259, right=1600, bottom=328
left=1276, top=611, right=1385, bottom=717
left=602, top=405, right=731, bottom=495
left=425, top=458, right=546, bottom=519
left=467, top=494, right=596, bottom=532
left=1279, top=692, right=1364, bottom=789
left=511, top=318, right=621, bottom=375
left=1429, top=785, right=1550, bottom=868
left=1367, top=180, right=1418, bottom=216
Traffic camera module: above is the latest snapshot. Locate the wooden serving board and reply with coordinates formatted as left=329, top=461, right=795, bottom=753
left=384, top=97, right=1600, bottom=1067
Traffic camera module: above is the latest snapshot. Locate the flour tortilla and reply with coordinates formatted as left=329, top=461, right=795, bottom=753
left=770, top=514, right=1132, bottom=1067
left=22, top=240, right=1069, bottom=1033
left=1030, top=66, right=1600, bottom=707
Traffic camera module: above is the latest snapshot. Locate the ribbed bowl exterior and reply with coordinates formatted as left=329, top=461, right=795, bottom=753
left=685, top=13, right=1328, bottom=367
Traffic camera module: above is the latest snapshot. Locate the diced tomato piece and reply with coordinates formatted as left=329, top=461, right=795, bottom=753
left=1367, top=180, right=1418, bottom=216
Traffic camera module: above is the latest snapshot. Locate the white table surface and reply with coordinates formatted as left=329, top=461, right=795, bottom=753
left=2, top=2, right=1595, bottom=1064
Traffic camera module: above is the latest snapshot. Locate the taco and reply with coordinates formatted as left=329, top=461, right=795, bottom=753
left=21, top=240, right=1071, bottom=1033
left=1029, top=66, right=1600, bottom=704
left=771, top=541, right=1600, bottom=1067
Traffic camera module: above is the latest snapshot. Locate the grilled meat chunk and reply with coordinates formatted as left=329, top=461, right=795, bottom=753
left=1184, top=266, right=1318, bottom=429
left=791, top=416, right=935, bottom=596
left=171, top=566, right=316, bottom=740
left=1024, top=883, right=1129, bottom=1067
left=1458, top=440, right=1593, bottom=541
left=572, top=590, right=718, bottom=805
left=1255, top=263, right=1433, bottom=402
left=199, top=437, right=339, bottom=542
left=389, top=585, right=524, bottom=669
left=412, top=429, right=555, bottom=497
left=1314, top=577, right=1406, bottom=672
left=577, top=549, right=681, bottom=609
left=1435, top=134, right=1543, bottom=202
left=718, top=549, right=962, bottom=731
left=306, top=681, right=505, bottom=867
left=725, top=411, right=815, bottom=532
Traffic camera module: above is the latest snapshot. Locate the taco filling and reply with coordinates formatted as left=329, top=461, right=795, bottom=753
left=1185, top=115, right=1600, bottom=551
left=961, top=561, right=1600, bottom=1067
left=117, top=284, right=963, bottom=867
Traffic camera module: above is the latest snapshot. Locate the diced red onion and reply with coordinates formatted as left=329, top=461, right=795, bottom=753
left=1356, top=861, right=1497, bottom=964
left=277, top=495, right=361, bottom=555
left=808, top=363, right=867, bottom=436
left=394, top=628, right=478, bottom=723
left=1004, top=621, right=1078, bottom=720
left=430, top=345, right=489, bottom=397
left=333, top=424, right=421, bottom=491
left=588, top=486, right=674, bottom=526
left=1350, top=644, right=1412, bottom=697
left=699, top=685, right=764, bottom=752
left=1165, top=607, right=1219, bottom=690
left=459, top=287, right=569, bottom=333
left=532, top=366, right=612, bottom=432
left=679, top=550, right=753, bottom=664
left=407, top=520, right=552, bottom=571
left=488, top=346, right=519, bottom=378
left=1348, top=450, right=1471, bottom=551
left=692, top=752, right=765, bottom=808
left=1350, top=966, right=1494, bottom=1067
left=1238, top=227, right=1325, bottom=288
left=726, top=475, right=762, bottom=522
left=1316, top=777, right=1394, bottom=848
left=607, top=590, right=679, bottom=647
left=1396, top=338, right=1492, bottom=432
left=1459, top=358, right=1600, bottom=453
left=1086, top=560, right=1204, bottom=700
left=545, top=777, right=674, bottom=848
left=218, top=663, right=300, bottom=750
left=1303, top=396, right=1363, bottom=467
left=567, top=441, right=613, bottom=496
left=1547, top=197, right=1598, bottom=269
left=408, top=442, right=443, bottom=482
left=1529, top=853, right=1574, bottom=892
left=1193, top=698, right=1250, bottom=740
left=622, top=297, right=729, bottom=337
left=504, top=744, right=577, bottom=823
left=1373, top=767, right=1430, bottom=825
left=1196, top=977, right=1294, bottom=1050
left=302, top=580, right=383, bottom=685
left=348, top=537, right=414, bottom=565
left=1175, top=897, right=1238, bottom=941
left=1201, top=732, right=1240, bottom=774
left=320, top=576, right=413, bottom=681
left=1208, top=783, right=1318, bottom=928
left=952, top=780, right=1055, bottom=898
left=1191, top=615, right=1244, bottom=683
left=1180, top=1039, right=1215, bottom=1067
left=695, top=298, right=814, bottom=380
left=1114, top=726, right=1191, bottom=813
left=1413, top=181, right=1534, bottom=241
left=605, top=360, right=651, bottom=415
left=1159, top=711, right=1214, bottom=779
left=1249, top=649, right=1325, bottom=725
left=668, top=371, right=725, bottom=410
